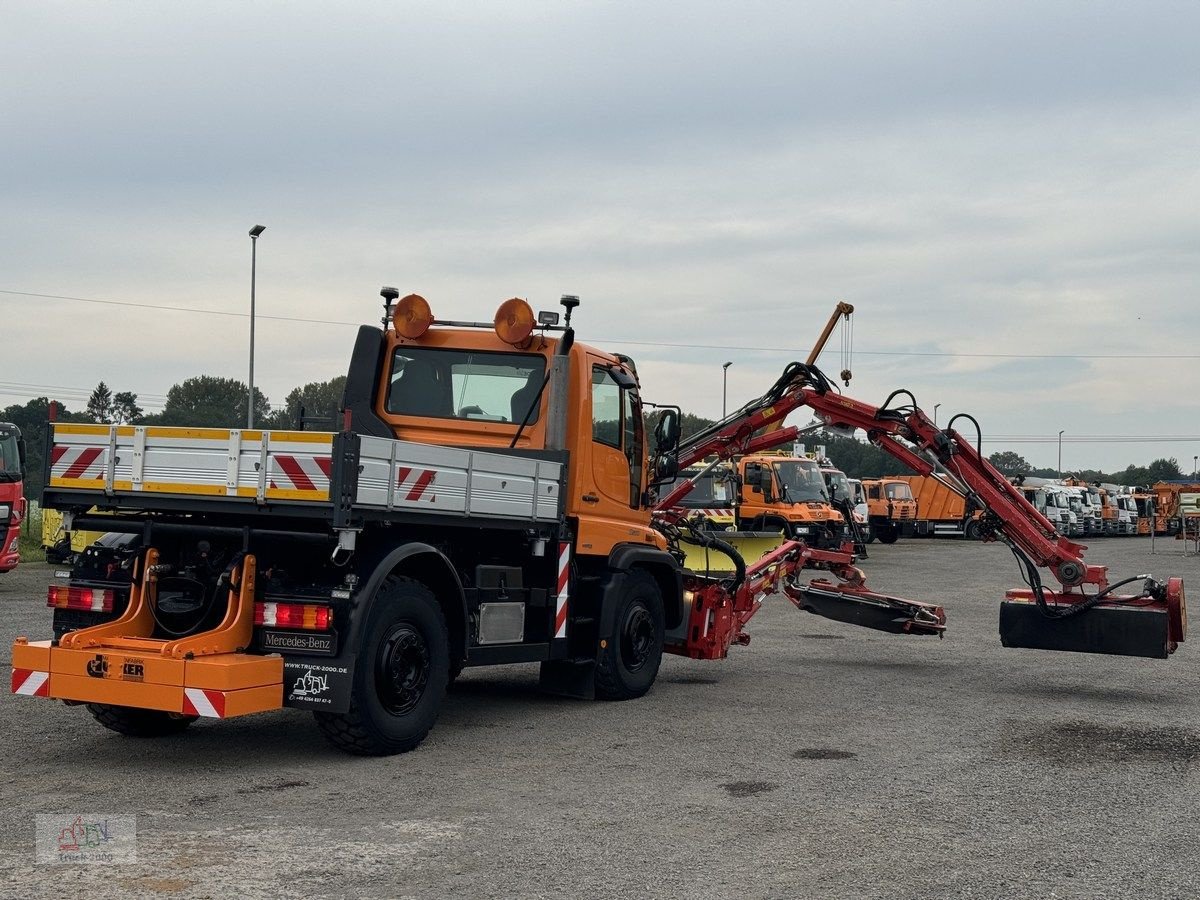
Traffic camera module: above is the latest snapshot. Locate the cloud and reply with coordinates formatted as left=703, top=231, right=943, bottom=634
left=2, top=1, right=1198, bottom=469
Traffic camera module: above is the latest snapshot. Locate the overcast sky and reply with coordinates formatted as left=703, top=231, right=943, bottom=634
left=3, top=1, right=1198, bottom=472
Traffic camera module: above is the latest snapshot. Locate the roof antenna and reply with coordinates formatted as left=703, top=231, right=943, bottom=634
left=380, top=286, right=399, bottom=328
left=560, top=294, right=580, bottom=328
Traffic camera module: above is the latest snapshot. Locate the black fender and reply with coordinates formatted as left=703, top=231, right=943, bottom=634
left=602, top=544, right=684, bottom=634
left=348, top=541, right=467, bottom=657
left=280, top=541, right=466, bottom=715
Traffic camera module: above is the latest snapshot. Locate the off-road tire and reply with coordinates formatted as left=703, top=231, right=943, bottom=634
left=87, top=704, right=197, bottom=737
left=877, top=526, right=900, bottom=545
left=595, top=570, right=665, bottom=701
left=865, top=527, right=877, bottom=544
left=964, top=520, right=984, bottom=541
left=315, top=576, right=449, bottom=756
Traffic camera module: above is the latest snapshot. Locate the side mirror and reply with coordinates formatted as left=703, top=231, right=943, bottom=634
left=17, top=438, right=26, bottom=471
left=654, top=409, right=681, bottom=453
left=829, top=483, right=839, bottom=499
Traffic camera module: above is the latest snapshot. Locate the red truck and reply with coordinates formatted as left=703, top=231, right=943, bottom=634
left=0, top=423, right=26, bottom=574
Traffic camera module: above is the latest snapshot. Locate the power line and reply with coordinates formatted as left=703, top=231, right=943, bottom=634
left=3, top=287, right=1198, bottom=360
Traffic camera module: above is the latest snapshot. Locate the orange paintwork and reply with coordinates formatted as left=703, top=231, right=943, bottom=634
left=897, top=475, right=977, bottom=525
left=736, top=454, right=835, bottom=530
left=862, top=479, right=918, bottom=522
left=376, top=323, right=665, bottom=560
left=31, top=551, right=284, bottom=716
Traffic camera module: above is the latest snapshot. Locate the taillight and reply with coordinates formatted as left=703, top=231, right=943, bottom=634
left=47, top=585, right=115, bottom=612
left=254, top=601, right=332, bottom=631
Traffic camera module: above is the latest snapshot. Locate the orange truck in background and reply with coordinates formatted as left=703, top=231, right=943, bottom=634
left=737, top=453, right=843, bottom=548
left=897, top=474, right=984, bottom=540
left=861, top=478, right=918, bottom=544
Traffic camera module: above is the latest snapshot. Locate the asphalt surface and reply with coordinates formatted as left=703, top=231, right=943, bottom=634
left=3, top=538, right=1200, bottom=899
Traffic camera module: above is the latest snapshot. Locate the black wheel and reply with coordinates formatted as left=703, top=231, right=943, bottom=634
left=877, top=525, right=900, bottom=545
left=964, top=520, right=983, bottom=541
left=865, top=526, right=877, bottom=544
left=87, top=703, right=197, bottom=737
left=595, top=571, right=665, bottom=701
left=315, top=576, right=449, bottom=755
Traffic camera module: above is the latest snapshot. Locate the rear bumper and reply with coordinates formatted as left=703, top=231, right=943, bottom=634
left=11, top=639, right=283, bottom=719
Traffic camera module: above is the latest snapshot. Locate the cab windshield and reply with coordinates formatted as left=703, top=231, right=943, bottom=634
left=884, top=482, right=914, bottom=501
left=1069, top=497, right=1083, bottom=512
left=386, top=347, right=546, bottom=423
left=0, top=431, right=19, bottom=482
left=661, top=472, right=733, bottom=506
left=773, top=460, right=828, bottom=503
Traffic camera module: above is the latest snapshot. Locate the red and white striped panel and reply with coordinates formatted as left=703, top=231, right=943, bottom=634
left=49, top=445, right=107, bottom=482
left=554, top=542, right=570, bottom=639
left=394, top=466, right=437, bottom=503
left=182, top=687, right=226, bottom=718
left=269, top=455, right=333, bottom=493
left=11, top=668, right=50, bottom=697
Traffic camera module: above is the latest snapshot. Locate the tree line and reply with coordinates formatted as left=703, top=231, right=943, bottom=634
left=2, top=376, right=345, bottom=500
left=649, top=411, right=1188, bottom=488
left=4, top=386, right=1188, bottom=501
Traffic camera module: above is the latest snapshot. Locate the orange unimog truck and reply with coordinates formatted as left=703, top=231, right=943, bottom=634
left=860, top=478, right=918, bottom=544
left=898, top=474, right=984, bottom=540
left=1133, top=489, right=1157, bottom=535
left=735, top=452, right=843, bottom=548
left=12, top=290, right=1189, bottom=756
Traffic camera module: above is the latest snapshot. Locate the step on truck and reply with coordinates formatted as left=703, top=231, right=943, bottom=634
left=12, top=291, right=1189, bottom=754
left=0, top=423, right=26, bottom=574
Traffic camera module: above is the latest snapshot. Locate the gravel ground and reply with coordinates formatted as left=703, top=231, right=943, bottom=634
left=2, top=538, right=1199, bottom=899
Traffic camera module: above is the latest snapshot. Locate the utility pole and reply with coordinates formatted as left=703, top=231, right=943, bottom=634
left=248, top=225, right=265, bottom=427
left=722, top=362, right=732, bottom=418
left=1058, top=430, right=1064, bottom=477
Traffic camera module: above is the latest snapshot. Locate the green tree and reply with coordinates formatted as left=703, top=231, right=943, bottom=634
left=0, top=398, right=89, bottom=500
left=267, top=377, right=347, bottom=431
left=1147, top=457, right=1184, bottom=483
left=86, top=381, right=114, bottom=423
left=988, top=451, right=1032, bottom=476
left=111, top=391, right=145, bottom=425
left=158, top=376, right=270, bottom=428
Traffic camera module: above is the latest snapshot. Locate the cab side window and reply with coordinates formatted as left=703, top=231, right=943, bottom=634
left=592, top=368, right=623, bottom=448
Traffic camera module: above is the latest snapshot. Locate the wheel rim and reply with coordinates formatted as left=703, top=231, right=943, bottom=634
left=376, top=623, right=430, bottom=715
left=621, top=602, right=656, bottom=672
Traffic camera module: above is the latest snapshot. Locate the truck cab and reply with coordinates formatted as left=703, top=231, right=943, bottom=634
left=861, top=478, right=917, bottom=544
left=0, top=423, right=25, bottom=574
left=737, top=453, right=841, bottom=547
left=656, top=463, right=736, bottom=531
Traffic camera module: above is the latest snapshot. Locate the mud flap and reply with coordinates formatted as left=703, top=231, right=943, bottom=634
left=282, top=658, right=355, bottom=711
left=538, top=659, right=596, bottom=699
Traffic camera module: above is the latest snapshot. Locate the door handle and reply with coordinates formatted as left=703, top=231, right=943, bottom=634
left=582, top=493, right=600, bottom=503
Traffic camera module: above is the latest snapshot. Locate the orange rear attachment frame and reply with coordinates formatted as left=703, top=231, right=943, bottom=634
left=12, top=550, right=283, bottom=719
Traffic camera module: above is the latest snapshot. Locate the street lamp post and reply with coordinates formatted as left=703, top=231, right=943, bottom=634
left=248, top=225, right=265, bottom=428
left=1193, top=455, right=1197, bottom=480
left=722, top=362, right=732, bottom=418
left=933, top=403, right=941, bottom=426
left=1058, top=430, right=1065, bottom=477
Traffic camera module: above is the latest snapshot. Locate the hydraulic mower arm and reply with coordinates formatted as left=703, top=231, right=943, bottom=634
left=654, top=363, right=1186, bottom=661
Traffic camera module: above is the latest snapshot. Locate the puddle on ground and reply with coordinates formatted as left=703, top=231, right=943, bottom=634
left=1001, top=720, right=1200, bottom=769
left=792, top=748, right=857, bottom=760
left=666, top=675, right=719, bottom=685
left=799, top=634, right=846, bottom=640
left=722, top=780, right=779, bottom=798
